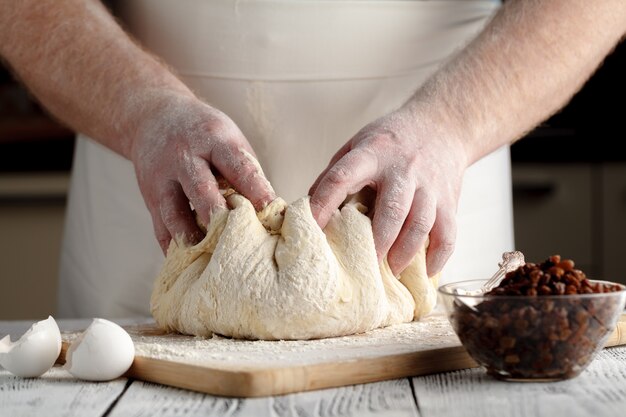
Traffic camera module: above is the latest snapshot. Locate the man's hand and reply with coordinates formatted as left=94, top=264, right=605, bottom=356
left=0, top=0, right=277, bottom=251
left=309, top=106, right=468, bottom=277
left=311, top=0, right=626, bottom=278
left=131, top=95, right=275, bottom=252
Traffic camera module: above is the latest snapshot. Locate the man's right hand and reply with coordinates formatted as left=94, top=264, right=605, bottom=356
left=130, top=95, right=276, bottom=252
left=0, top=2, right=274, bottom=253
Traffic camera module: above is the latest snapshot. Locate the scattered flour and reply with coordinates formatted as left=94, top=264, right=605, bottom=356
left=61, top=313, right=460, bottom=370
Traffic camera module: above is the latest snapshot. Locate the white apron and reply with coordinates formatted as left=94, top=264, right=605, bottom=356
left=58, top=0, right=512, bottom=318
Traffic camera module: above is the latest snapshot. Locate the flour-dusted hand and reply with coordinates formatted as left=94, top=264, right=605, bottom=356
left=131, top=95, right=276, bottom=252
left=309, top=106, right=468, bottom=277
left=0, top=2, right=279, bottom=254
left=307, top=0, right=626, bottom=278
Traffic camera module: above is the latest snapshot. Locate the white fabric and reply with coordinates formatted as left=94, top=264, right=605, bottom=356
left=58, top=0, right=513, bottom=318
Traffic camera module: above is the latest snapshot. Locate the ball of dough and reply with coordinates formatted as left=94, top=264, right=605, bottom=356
left=151, top=192, right=439, bottom=340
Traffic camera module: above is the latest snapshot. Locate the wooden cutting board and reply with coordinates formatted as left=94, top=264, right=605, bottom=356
left=57, top=313, right=626, bottom=398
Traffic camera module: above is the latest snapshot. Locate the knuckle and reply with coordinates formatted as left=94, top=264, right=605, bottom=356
left=160, top=209, right=179, bottom=228
left=381, top=200, right=407, bottom=223
left=173, top=142, right=194, bottom=164
left=309, top=197, right=325, bottom=214
left=159, top=192, right=177, bottom=211
left=325, top=165, right=351, bottom=187
left=408, top=216, right=432, bottom=237
left=189, top=179, right=217, bottom=201
left=365, top=133, right=393, bottom=149
left=353, top=143, right=377, bottom=158
left=159, top=205, right=185, bottom=230
left=437, top=239, right=456, bottom=256
left=204, top=116, right=234, bottom=137
left=234, top=160, right=258, bottom=179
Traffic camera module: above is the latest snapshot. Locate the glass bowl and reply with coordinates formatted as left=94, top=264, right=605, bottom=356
left=438, top=279, right=626, bottom=382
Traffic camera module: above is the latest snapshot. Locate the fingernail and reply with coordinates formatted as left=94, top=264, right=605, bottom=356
left=426, top=262, right=441, bottom=278
left=158, top=239, right=170, bottom=255
left=260, top=195, right=275, bottom=209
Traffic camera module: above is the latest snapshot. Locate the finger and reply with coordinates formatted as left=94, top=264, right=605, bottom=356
left=371, top=177, right=414, bottom=262
left=159, top=181, right=204, bottom=247
left=148, top=203, right=172, bottom=254
left=425, top=207, right=457, bottom=277
left=308, top=141, right=352, bottom=196
left=211, top=143, right=276, bottom=210
left=309, top=149, right=378, bottom=229
left=387, top=188, right=437, bottom=275
left=178, top=155, right=227, bottom=226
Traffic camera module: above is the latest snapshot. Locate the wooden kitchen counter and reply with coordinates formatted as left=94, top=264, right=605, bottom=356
left=1, top=318, right=625, bottom=417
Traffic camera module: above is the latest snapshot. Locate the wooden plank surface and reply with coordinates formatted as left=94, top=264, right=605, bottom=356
left=108, top=379, right=419, bottom=417
left=411, top=347, right=626, bottom=417
left=0, top=367, right=128, bottom=417
left=100, top=314, right=626, bottom=397
left=2, top=319, right=626, bottom=417
left=124, top=344, right=475, bottom=398
left=53, top=314, right=626, bottom=398
left=59, top=314, right=474, bottom=397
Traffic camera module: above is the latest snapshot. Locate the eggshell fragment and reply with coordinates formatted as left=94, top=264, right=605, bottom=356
left=0, top=316, right=62, bottom=377
left=64, top=318, right=134, bottom=381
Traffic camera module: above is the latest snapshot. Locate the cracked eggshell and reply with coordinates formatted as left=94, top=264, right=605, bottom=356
left=64, top=318, right=135, bottom=381
left=0, top=316, right=62, bottom=377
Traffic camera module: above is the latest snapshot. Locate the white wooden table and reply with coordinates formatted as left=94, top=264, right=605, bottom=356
left=2, top=318, right=626, bottom=417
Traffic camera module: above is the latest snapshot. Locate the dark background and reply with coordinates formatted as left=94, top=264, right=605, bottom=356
left=511, top=39, right=625, bottom=163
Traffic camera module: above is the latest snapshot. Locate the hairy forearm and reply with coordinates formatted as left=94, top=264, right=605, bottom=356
left=408, top=0, right=626, bottom=165
left=0, top=0, right=193, bottom=158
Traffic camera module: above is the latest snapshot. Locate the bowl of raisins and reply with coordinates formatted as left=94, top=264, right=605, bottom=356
left=438, top=255, right=626, bottom=381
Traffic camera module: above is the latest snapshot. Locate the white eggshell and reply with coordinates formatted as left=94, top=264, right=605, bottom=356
left=0, top=316, right=62, bottom=378
left=64, top=318, right=135, bottom=381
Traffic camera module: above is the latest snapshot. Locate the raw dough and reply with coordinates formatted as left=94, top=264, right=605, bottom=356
left=151, top=192, right=439, bottom=340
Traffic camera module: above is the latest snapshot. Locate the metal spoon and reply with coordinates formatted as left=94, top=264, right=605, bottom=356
left=454, top=251, right=525, bottom=296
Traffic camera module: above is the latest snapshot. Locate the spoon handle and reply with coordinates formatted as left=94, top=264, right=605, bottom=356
left=482, top=251, right=526, bottom=292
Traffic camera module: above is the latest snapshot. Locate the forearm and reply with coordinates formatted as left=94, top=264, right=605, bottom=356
left=0, top=0, right=193, bottom=158
left=408, top=0, right=626, bottom=165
